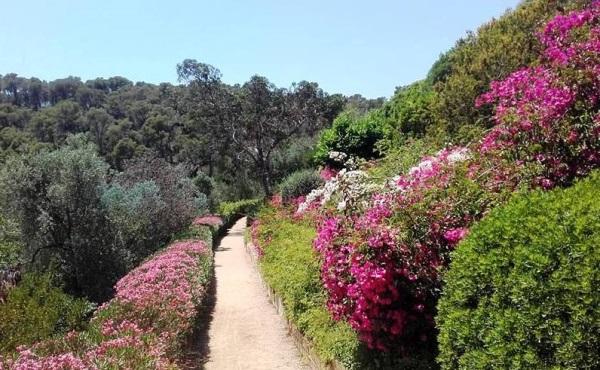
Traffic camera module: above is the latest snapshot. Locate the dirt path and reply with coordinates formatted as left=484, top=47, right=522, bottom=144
left=203, top=218, right=308, bottom=370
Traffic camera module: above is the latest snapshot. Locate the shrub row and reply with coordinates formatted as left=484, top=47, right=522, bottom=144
left=250, top=206, right=365, bottom=369
left=218, top=198, right=263, bottom=227
left=0, top=224, right=214, bottom=369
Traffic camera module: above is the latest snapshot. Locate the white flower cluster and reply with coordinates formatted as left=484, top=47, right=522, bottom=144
left=297, top=168, right=380, bottom=214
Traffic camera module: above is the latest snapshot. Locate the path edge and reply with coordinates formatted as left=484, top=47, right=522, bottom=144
left=244, top=238, right=347, bottom=370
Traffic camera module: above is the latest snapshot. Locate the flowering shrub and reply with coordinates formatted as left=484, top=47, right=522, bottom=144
left=313, top=147, right=522, bottom=351
left=307, top=3, right=600, bottom=354
left=1, top=235, right=213, bottom=369
left=476, top=2, right=600, bottom=188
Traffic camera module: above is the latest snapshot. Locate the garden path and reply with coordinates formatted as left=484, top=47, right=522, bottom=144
left=203, top=217, right=308, bottom=370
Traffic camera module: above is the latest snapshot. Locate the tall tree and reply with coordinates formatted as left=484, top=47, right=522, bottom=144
left=231, top=76, right=327, bottom=195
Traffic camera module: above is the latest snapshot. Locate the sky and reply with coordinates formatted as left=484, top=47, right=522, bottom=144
left=0, top=0, right=521, bottom=98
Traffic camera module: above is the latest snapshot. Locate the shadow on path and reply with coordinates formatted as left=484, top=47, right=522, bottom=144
left=178, top=271, right=217, bottom=369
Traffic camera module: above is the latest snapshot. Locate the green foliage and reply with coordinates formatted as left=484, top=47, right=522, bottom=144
left=192, top=171, right=215, bottom=196
left=278, top=169, right=324, bottom=201
left=255, top=207, right=365, bottom=369
left=378, top=81, right=436, bottom=149
left=172, top=224, right=214, bottom=246
left=367, top=138, right=433, bottom=182
left=0, top=215, right=21, bottom=269
left=0, top=273, right=94, bottom=353
left=218, top=198, right=263, bottom=223
left=314, top=110, right=385, bottom=165
left=0, top=137, right=198, bottom=301
left=0, top=137, right=119, bottom=301
left=271, top=136, right=318, bottom=183
left=437, top=172, right=600, bottom=370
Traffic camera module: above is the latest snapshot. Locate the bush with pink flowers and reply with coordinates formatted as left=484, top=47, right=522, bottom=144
left=296, top=2, right=600, bottom=358
left=0, top=227, right=213, bottom=369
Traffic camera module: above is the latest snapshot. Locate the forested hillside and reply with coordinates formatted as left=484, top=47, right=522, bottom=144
left=0, top=64, right=368, bottom=199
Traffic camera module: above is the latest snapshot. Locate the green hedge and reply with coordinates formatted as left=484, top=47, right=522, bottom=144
left=254, top=206, right=366, bottom=369
left=437, top=172, right=600, bottom=370
left=218, top=198, right=263, bottom=226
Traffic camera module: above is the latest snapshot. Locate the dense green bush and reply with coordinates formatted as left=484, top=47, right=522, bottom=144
left=314, top=111, right=385, bottom=165
left=437, top=172, right=600, bottom=370
left=218, top=198, right=263, bottom=224
left=278, top=169, right=324, bottom=201
left=0, top=273, right=94, bottom=353
left=0, top=136, right=198, bottom=301
left=0, top=215, right=21, bottom=269
left=192, top=171, right=215, bottom=197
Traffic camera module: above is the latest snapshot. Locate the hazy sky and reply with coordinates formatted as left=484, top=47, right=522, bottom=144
left=0, top=0, right=521, bottom=98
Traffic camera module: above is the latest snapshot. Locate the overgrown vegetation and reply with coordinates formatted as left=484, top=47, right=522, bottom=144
left=0, top=273, right=94, bottom=353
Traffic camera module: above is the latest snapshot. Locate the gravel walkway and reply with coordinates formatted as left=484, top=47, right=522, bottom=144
left=203, top=218, right=308, bottom=370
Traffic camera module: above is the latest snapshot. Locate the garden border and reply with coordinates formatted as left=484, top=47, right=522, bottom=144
left=244, top=238, right=346, bottom=370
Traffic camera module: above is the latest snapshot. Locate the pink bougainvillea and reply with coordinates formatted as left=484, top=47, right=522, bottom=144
left=309, top=3, right=600, bottom=353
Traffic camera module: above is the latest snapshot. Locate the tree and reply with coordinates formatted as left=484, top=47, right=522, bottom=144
left=0, top=136, right=118, bottom=301
left=85, top=108, right=114, bottom=154
left=231, top=76, right=328, bottom=195
left=176, top=59, right=234, bottom=176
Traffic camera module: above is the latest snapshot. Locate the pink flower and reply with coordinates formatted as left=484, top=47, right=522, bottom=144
left=443, top=228, right=469, bottom=246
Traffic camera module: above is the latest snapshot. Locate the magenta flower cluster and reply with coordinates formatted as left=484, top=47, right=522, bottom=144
left=477, top=3, right=600, bottom=187
left=540, top=2, right=600, bottom=66
left=310, top=4, right=600, bottom=352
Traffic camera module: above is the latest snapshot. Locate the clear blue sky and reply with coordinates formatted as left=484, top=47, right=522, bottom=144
left=0, top=0, right=521, bottom=98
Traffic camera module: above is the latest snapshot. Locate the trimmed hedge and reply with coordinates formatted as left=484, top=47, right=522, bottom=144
left=218, top=198, right=262, bottom=226
left=278, top=169, right=324, bottom=201
left=437, top=172, right=600, bottom=370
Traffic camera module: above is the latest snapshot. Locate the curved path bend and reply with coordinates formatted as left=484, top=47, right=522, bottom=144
left=203, top=218, right=307, bottom=370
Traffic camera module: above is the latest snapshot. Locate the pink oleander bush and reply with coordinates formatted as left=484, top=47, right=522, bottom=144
left=310, top=3, right=600, bottom=354
left=192, top=215, right=224, bottom=227
left=1, top=238, right=213, bottom=369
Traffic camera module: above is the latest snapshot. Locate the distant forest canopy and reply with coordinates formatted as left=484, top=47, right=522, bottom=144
left=1, top=0, right=591, bottom=200
left=0, top=66, right=383, bottom=198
